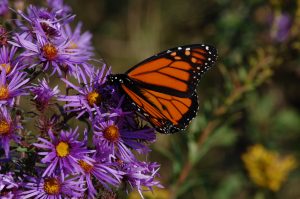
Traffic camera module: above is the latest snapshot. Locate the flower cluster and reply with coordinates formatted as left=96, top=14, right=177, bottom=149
left=242, top=144, right=297, bottom=191
left=0, top=1, right=161, bottom=198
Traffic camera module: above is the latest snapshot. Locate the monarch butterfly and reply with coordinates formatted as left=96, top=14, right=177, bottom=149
left=107, top=44, right=217, bottom=134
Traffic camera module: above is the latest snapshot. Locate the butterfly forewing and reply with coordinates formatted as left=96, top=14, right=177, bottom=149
left=126, top=44, right=217, bottom=98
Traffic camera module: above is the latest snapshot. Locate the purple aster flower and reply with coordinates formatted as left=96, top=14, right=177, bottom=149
left=0, top=106, right=21, bottom=158
left=15, top=5, right=74, bottom=39
left=0, top=0, right=8, bottom=16
left=58, top=65, right=110, bottom=118
left=0, top=46, right=25, bottom=78
left=121, top=161, right=162, bottom=197
left=93, top=117, right=156, bottom=162
left=11, top=33, right=89, bottom=76
left=34, top=128, right=92, bottom=177
left=30, top=78, right=60, bottom=111
left=76, top=134, right=122, bottom=198
left=0, top=69, right=29, bottom=107
left=21, top=174, right=85, bottom=199
left=78, top=154, right=123, bottom=198
left=61, top=22, right=94, bottom=59
left=271, top=13, right=292, bottom=42
left=0, top=172, right=20, bottom=198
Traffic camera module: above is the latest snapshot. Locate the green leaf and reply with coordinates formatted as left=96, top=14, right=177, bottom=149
left=212, top=126, right=237, bottom=147
left=16, top=147, right=28, bottom=152
left=188, top=115, right=207, bottom=135
left=188, top=140, right=199, bottom=164
left=274, top=109, right=300, bottom=133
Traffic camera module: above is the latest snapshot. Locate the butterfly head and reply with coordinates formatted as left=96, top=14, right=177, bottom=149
left=106, top=74, right=116, bottom=84
left=106, top=74, right=127, bottom=84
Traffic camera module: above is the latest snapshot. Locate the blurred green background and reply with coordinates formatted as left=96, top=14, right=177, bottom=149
left=65, top=0, right=299, bottom=198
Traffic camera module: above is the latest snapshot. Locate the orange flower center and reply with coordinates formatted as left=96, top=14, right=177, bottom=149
left=55, top=141, right=70, bottom=157
left=42, top=43, right=58, bottom=60
left=0, top=120, right=10, bottom=135
left=43, top=177, right=61, bottom=195
left=87, top=91, right=101, bottom=106
left=78, top=160, right=94, bottom=173
left=0, top=86, right=9, bottom=100
left=103, top=125, right=120, bottom=142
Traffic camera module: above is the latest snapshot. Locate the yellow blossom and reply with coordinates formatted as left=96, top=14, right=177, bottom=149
left=242, top=144, right=297, bottom=191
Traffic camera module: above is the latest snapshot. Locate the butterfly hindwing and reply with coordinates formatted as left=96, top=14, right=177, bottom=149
left=119, top=80, right=198, bottom=133
left=126, top=44, right=217, bottom=98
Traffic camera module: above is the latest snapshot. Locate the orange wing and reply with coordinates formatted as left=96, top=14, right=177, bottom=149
left=107, top=44, right=217, bottom=133
left=121, top=84, right=198, bottom=134
left=126, top=44, right=217, bottom=97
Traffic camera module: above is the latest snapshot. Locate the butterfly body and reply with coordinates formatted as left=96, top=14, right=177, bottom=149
left=108, top=44, right=217, bottom=134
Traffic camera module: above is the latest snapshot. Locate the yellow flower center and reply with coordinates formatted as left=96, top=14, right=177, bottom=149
left=103, top=125, right=120, bottom=142
left=0, top=120, right=10, bottom=135
left=0, top=63, right=11, bottom=74
left=78, top=160, right=94, bottom=173
left=55, top=141, right=70, bottom=157
left=0, top=86, right=9, bottom=100
left=42, top=43, right=58, bottom=60
left=87, top=91, right=101, bottom=106
left=43, top=177, right=61, bottom=195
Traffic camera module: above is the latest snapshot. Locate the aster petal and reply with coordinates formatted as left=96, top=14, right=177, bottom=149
left=42, top=157, right=58, bottom=177
left=0, top=68, right=6, bottom=85
left=60, top=78, right=83, bottom=93
left=21, top=190, right=40, bottom=199
left=33, top=143, right=53, bottom=149
left=2, top=136, right=10, bottom=157
left=37, top=137, right=54, bottom=146
left=85, top=174, right=97, bottom=198
left=15, top=34, right=39, bottom=53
